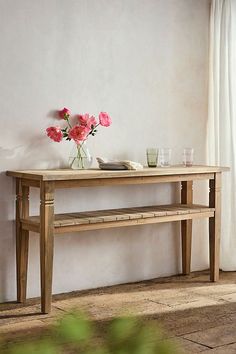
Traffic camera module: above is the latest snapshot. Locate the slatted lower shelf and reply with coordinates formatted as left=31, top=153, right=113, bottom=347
left=21, top=204, right=215, bottom=234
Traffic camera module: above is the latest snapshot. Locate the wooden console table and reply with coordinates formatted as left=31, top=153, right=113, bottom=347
left=6, top=166, right=229, bottom=314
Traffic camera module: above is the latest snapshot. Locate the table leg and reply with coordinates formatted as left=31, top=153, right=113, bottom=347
left=209, top=173, right=221, bottom=281
left=181, top=180, right=193, bottom=275
left=16, top=179, right=29, bottom=303
left=40, top=181, right=54, bottom=314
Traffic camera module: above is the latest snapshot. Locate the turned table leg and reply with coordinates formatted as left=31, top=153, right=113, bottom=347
left=40, top=181, right=55, bottom=314
left=16, top=179, right=29, bottom=303
left=209, top=173, right=221, bottom=281
left=181, top=180, right=193, bottom=275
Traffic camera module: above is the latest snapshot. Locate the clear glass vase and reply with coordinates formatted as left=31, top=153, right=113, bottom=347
left=68, top=142, right=92, bottom=170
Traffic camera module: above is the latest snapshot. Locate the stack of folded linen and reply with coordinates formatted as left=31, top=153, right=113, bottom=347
left=96, top=157, right=143, bottom=170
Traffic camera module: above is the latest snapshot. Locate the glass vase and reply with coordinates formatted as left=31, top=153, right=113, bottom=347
left=68, top=142, right=92, bottom=170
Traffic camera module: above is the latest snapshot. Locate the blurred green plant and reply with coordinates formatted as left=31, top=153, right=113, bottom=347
left=4, top=312, right=182, bottom=354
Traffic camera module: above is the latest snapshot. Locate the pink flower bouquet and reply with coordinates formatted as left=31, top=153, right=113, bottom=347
left=46, top=108, right=112, bottom=169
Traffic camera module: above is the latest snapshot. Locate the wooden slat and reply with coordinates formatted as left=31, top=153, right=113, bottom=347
left=54, top=211, right=214, bottom=234
left=21, top=204, right=215, bottom=234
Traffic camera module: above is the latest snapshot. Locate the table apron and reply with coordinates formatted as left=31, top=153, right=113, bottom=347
left=53, top=173, right=215, bottom=188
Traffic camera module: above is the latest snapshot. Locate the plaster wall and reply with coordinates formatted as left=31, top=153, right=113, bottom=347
left=0, top=0, right=210, bottom=301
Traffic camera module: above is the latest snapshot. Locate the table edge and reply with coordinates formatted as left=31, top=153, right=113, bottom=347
left=6, top=166, right=230, bottom=181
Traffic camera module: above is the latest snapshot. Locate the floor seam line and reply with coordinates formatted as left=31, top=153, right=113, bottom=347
left=146, top=298, right=172, bottom=308
left=178, top=336, right=212, bottom=349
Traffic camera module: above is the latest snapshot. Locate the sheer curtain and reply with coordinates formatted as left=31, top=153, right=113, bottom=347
left=208, top=0, right=236, bottom=269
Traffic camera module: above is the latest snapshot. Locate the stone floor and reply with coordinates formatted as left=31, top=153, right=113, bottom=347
left=1, top=271, right=236, bottom=353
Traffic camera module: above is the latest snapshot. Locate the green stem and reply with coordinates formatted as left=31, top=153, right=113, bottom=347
left=77, top=143, right=85, bottom=169
left=69, top=156, right=76, bottom=168
left=66, top=117, right=72, bottom=129
left=88, top=123, right=100, bottom=136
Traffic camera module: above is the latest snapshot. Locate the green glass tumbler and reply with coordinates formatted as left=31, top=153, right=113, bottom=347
left=146, top=148, right=158, bottom=167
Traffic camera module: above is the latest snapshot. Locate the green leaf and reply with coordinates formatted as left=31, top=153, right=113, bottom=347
left=108, top=317, right=138, bottom=342
left=56, top=312, right=93, bottom=344
left=9, top=340, right=57, bottom=354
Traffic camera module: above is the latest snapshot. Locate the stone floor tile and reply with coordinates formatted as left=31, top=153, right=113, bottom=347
left=189, top=284, right=236, bottom=298
left=0, top=304, right=63, bottom=327
left=183, top=323, right=236, bottom=348
left=217, top=293, right=236, bottom=303
left=55, top=298, right=170, bottom=320
left=201, top=343, right=236, bottom=353
left=146, top=291, right=221, bottom=310
left=0, top=319, right=45, bottom=335
left=173, top=337, right=210, bottom=353
left=145, top=301, right=236, bottom=337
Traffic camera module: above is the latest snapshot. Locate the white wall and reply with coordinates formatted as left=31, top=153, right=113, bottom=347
left=0, top=0, right=210, bottom=301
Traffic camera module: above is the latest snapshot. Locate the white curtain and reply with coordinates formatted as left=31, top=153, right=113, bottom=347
left=208, top=0, right=236, bottom=269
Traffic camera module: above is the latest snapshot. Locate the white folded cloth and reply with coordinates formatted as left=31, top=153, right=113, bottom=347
left=122, top=160, right=144, bottom=170
left=96, top=157, right=143, bottom=170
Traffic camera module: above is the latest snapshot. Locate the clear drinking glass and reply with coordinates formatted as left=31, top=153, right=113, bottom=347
left=183, top=148, right=194, bottom=167
left=146, top=148, right=158, bottom=167
left=159, top=148, right=171, bottom=167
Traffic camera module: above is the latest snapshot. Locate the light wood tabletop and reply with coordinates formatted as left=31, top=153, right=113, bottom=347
left=6, top=165, right=229, bottom=181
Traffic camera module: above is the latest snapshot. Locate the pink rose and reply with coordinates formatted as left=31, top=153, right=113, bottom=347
left=99, top=112, right=112, bottom=127
left=78, top=114, right=97, bottom=130
left=69, top=125, right=88, bottom=143
left=87, top=116, right=97, bottom=129
left=46, top=126, right=63, bottom=142
left=59, top=107, right=70, bottom=119
left=78, top=113, right=89, bottom=125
